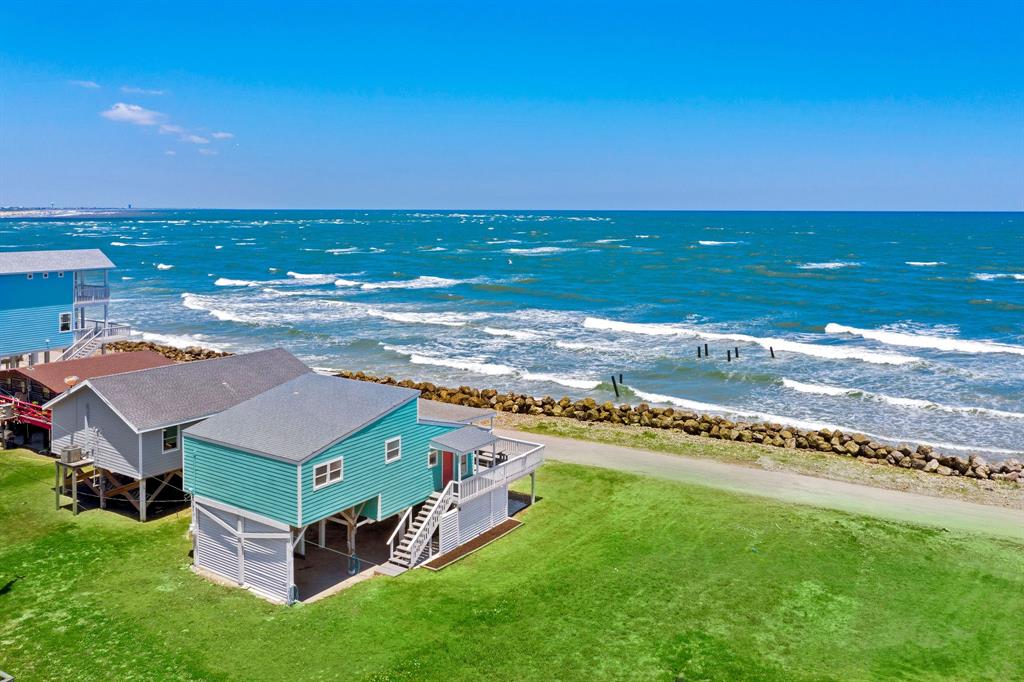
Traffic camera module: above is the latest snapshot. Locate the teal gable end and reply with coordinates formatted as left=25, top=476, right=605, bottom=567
left=301, top=401, right=456, bottom=525
left=184, top=436, right=299, bottom=526
left=0, top=273, right=75, bottom=356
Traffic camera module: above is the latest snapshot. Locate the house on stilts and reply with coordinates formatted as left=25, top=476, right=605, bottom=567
left=183, top=372, right=544, bottom=604
left=43, top=348, right=311, bottom=520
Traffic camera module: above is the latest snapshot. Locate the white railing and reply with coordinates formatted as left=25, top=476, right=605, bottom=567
left=386, top=507, right=413, bottom=560
left=59, top=320, right=133, bottom=361
left=400, top=479, right=456, bottom=567
left=58, top=326, right=102, bottom=362
left=456, top=439, right=544, bottom=503
left=75, top=284, right=110, bottom=302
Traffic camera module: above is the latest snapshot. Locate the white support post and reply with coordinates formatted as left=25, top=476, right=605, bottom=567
left=530, top=471, right=536, bottom=505
left=297, top=530, right=306, bottom=557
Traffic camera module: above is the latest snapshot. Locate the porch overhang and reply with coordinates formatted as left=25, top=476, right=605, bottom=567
left=429, top=425, right=496, bottom=455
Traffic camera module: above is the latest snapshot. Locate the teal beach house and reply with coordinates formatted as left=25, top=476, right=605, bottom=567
left=183, top=373, right=544, bottom=604
left=0, top=249, right=131, bottom=365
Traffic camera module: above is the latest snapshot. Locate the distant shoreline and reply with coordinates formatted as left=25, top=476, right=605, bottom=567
left=0, top=208, right=137, bottom=219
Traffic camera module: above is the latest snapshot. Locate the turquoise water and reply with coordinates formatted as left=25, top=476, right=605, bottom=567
left=4, top=210, right=1022, bottom=458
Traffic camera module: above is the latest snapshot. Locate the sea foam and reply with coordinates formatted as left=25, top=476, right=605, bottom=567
left=797, top=261, right=861, bottom=270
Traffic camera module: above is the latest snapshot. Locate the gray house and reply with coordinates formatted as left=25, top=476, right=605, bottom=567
left=45, top=348, right=311, bottom=520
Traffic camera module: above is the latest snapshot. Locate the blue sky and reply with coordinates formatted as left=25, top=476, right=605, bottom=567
left=1, top=1, right=1021, bottom=210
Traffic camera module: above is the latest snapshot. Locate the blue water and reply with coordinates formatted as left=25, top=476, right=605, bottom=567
left=4, top=210, right=1023, bottom=458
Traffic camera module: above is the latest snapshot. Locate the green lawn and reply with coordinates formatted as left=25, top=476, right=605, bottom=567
left=2, top=448, right=1022, bottom=681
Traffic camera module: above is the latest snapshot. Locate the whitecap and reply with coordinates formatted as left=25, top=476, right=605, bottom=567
left=214, top=277, right=259, bottom=287
left=698, top=240, right=739, bottom=246
left=505, top=247, right=576, bottom=256
left=481, top=326, right=540, bottom=341
left=367, top=309, right=488, bottom=327
left=973, top=272, right=1024, bottom=281
left=584, top=317, right=920, bottom=365
left=155, top=263, right=174, bottom=270
left=797, top=261, right=861, bottom=270
left=905, top=261, right=944, bottom=267
left=361, top=275, right=476, bottom=291
left=140, top=331, right=228, bottom=352
left=825, top=323, right=1024, bottom=357
left=781, top=378, right=1024, bottom=420
left=382, top=345, right=515, bottom=376
left=519, top=372, right=600, bottom=390
left=333, top=278, right=360, bottom=287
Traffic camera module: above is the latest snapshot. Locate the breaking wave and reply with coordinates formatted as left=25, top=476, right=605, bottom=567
left=360, top=275, right=474, bottom=291
left=825, top=323, right=1024, bottom=357
left=973, top=272, right=1024, bottom=281
left=905, top=261, right=944, bottom=267
left=629, top=387, right=1023, bottom=454
left=584, top=317, right=920, bottom=365
left=505, top=246, right=576, bottom=256
left=481, top=326, right=540, bottom=341
left=781, top=378, right=1024, bottom=420
left=214, top=277, right=259, bottom=287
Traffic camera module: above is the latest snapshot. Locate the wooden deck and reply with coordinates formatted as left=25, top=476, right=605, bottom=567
left=422, top=518, right=522, bottom=571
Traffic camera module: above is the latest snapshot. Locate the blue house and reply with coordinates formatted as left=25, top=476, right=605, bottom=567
left=183, top=373, right=544, bottom=604
left=0, top=249, right=130, bottom=366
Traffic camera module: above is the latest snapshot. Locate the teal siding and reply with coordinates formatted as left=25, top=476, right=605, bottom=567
left=184, top=436, right=299, bottom=526
left=301, top=401, right=457, bottom=525
left=0, top=273, right=75, bottom=355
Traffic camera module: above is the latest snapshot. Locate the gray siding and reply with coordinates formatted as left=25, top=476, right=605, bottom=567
left=193, top=501, right=293, bottom=604
left=50, top=387, right=140, bottom=477
left=139, top=420, right=199, bottom=477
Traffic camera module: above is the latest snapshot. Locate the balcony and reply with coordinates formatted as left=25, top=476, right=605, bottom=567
left=74, top=284, right=110, bottom=303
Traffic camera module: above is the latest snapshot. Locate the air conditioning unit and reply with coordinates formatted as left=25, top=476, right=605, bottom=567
left=60, top=446, right=84, bottom=464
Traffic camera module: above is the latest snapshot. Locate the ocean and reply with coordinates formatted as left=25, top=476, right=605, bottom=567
left=4, top=210, right=1022, bottom=459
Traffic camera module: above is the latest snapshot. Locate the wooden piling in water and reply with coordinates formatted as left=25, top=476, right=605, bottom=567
left=727, top=350, right=732, bottom=362
left=697, top=346, right=702, bottom=359
left=610, top=375, right=620, bottom=398
left=770, top=346, right=775, bottom=359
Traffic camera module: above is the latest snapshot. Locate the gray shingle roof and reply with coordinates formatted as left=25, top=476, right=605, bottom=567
left=429, top=425, right=496, bottom=454
left=417, top=399, right=495, bottom=424
left=81, top=348, right=311, bottom=431
left=184, top=373, right=421, bottom=462
left=0, top=249, right=115, bottom=275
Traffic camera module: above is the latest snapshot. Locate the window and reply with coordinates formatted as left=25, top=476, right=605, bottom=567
left=162, top=425, right=179, bottom=452
left=314, top=457, right=343, bottom=489
left=385, top=437, right=401, bottom=463
left=42, top=272, right=49, bottom=279
left=26, top=273, right=33, bottom=280
left=58, top=271, right=64, bottom=278
left=428, top=448, right=439, bottom=468
left=460, top=453, right=468, bottom=475
left=58, top=313, right=72, bottom=333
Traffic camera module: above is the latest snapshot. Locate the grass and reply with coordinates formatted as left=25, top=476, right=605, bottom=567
left=2, top=448, right=1023, bottom=681
left=504, top=413, right=1024, bottom=509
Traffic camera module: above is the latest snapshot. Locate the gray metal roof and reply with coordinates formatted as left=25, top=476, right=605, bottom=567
left=417, top=399, right=495, bottom=424
left=82, top=348, right=311, bottom=431
left=184, top=373, right=421, bottom=462
left=0, top=249, right=115, bottom=275
left=429, top=425, right=496, bottom=454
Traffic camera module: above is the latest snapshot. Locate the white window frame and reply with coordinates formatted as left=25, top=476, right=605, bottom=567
left=428, top=448, right=439, bottom=468
left=385, top=436, right=402, bottom=464
left=26, top=273, right=33, bottom=280
left=460, top=453, right=468, bottom=475
left=161, top=425, right=180, bottom=453
left=58, top=271, right=64, bottom=278
left=58, top=312, right=72, bottom=333
left=42, top=272, right=49, bottom=279
left=313, top=457, right=344, bottom=490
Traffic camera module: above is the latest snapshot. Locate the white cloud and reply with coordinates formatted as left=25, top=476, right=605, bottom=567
left=70, top=80, right=100, bottom=89
left=211, top=131, right=235, bottom=139
left=198, top=148, right=218, bottom=156
left=100, top=102, right=164, bottom=126
left=121, top=86, right=165, bottom=95
left=182, top=134, right=210, bottom=144
left=158, top=123, right=184, bottom=134
left=165, top=150, right=177, bottom=156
